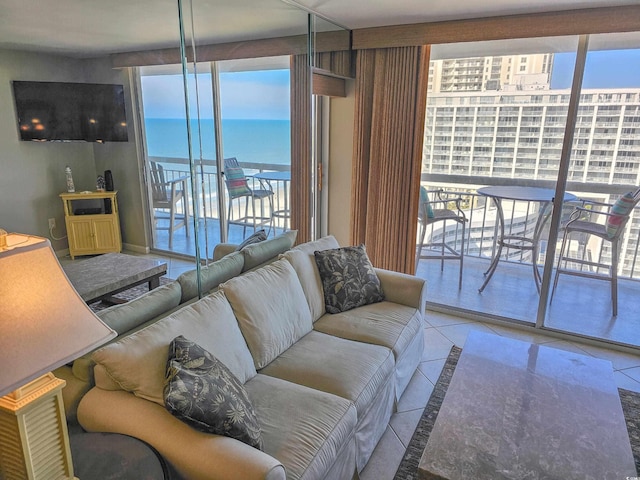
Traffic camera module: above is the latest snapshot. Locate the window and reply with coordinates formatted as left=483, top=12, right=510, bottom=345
left=138, top=57, right=291, bottom=253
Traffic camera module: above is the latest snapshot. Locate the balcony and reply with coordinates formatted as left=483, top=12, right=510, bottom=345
left=148, top=157, right=290, bottom=258
left=417, top=178, right=640, bottom=349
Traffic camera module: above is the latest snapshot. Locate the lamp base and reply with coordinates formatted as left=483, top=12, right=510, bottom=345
left=0, top=373, right=76, bottom=480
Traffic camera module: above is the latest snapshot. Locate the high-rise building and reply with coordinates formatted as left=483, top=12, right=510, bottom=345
left=428, top=54, right=553, bottom=93
left=423, top=54, right=640, bottom=277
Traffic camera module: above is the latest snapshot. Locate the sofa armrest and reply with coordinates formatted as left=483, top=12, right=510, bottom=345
left=213, top=243, right=238, bottom=261
left=375, top=268, right=426, bottom=316
left=55, top=365, right=91, bottom=424
left=78, top=388, right=285, bottom=480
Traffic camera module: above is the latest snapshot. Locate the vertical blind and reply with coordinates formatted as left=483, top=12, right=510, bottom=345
left=290, top=54, right=312, bottom=245
left=351, top=46, right=430, bottom=273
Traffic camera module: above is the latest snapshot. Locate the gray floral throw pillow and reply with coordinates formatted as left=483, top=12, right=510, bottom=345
left=236, top=229, right=268, bottom=251
left=163, top=335, right=263, bottom=450
left=314, top=245, right=385, bottom=314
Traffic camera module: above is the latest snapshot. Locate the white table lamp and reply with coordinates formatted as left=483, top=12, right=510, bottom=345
left=0, top=232, right=116, bottom=479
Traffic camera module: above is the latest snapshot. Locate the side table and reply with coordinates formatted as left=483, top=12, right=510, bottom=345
left=70, top=431, right=174, bottom=479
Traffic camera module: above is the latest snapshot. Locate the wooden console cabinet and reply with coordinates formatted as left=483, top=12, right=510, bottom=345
left=60, top=191, right=122, bottom=259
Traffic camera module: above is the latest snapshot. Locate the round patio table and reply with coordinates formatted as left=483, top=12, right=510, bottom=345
left=477, top=186, right=577, bottom=293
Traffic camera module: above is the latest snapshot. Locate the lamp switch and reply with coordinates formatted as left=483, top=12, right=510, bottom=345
left=48, top=218, right=56, bottom=229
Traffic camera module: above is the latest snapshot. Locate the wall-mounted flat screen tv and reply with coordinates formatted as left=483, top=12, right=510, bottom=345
left=12, top=81, right=129, bottom=143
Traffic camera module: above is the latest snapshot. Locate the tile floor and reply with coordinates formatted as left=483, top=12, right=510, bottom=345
left=65, top=250, right=640, bottom=479
left=359, top=309, right=640, bottom=480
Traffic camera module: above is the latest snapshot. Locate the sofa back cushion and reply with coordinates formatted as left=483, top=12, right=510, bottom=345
left=282, top=235, right=341, bottom=322
left=97, top=281, right=182, bottom=336
left=241, top=230, right=297, bottom=271
left=177, top=251, right=244, bottom=303
left=91, top=291, right=256, bottom=406
left=221, top=259, right=313, bottom=369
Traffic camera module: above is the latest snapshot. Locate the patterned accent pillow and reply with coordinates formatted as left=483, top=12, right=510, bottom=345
left=420, top=186, right=435, bottom=219
left=164, top=336, right=263, bottom=450
left=225, top=167, right=252, bottom=198
left=236, top=229, right=267, bottom=251
left=314, top=245, right=385, bottom=314
left=606, top=191, right=637, bottom=239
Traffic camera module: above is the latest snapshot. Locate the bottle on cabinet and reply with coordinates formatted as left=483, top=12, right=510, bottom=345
left=65, top=166, right=75, bottom=193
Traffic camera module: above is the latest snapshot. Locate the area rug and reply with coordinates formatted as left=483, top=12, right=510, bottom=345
left=393, top=346, right=640, bottom=479
left=89, top=276, right=172, bottom=312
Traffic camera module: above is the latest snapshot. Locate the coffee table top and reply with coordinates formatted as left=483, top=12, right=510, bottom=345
left=419, top=331, right=636, bottom=480
left=63, top=253, right=167, bottom=303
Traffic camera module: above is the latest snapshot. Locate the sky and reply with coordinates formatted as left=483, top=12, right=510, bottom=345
left=142, top=69, right=290, bottom=120
left=551, top=49, right=640, bottom=89
left=141, top=48, right=640, bottom=119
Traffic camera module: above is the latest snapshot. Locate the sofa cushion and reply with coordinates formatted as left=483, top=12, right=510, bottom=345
left=282, top=235, right=341, bottom=322
left=314, top=245, right=385, bottom=314
left=97, top=281, right=182, bottom=336
left=242, top=230, right=297, bottom=271
left=291, top=235, right=341, bottom=256
left=245, top=374, right=356, bottom=480
left=259, top=330, right=394, bottom=418
left=92, top=291, right=257, bottom=405
left=177, top=252, right=244, bottom=303
left=221, top=259, right=313, bottom=369
left=313, top=301, right=422, bottom=360
left=164, top=336, right=263, bottom=450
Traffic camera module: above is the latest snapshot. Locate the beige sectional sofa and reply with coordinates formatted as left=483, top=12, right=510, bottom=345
left=57, top=230, right=298, bottom=421
left=75, top=236, right=426, bottom=480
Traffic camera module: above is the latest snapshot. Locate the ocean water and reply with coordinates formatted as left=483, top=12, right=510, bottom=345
left=144, top=118, right=291, bottom=167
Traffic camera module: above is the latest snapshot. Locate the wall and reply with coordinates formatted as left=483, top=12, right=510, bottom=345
left=0, top=49, right=148, bottom=254
left=0, top=49, right=96, bottom=251
left=327, top=80, right=355, bottom=246
left=84, top=60, right=148, bottom=251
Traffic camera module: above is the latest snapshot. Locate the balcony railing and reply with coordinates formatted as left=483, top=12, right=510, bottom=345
left=149, top=156, right=290, bottom=232
left=419, top=175, right=640, bottom=282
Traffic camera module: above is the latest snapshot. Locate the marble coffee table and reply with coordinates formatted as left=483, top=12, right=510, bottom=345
left=418, top=331, right=636, bottom=480
left=63, top=253, right=167, bottom=304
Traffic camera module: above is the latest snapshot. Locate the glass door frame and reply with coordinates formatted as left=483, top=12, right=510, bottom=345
left=536, top=35, right=590, bottom=327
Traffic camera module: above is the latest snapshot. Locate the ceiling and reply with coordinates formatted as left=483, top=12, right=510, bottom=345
left=0, top=0, right=637, bottom=58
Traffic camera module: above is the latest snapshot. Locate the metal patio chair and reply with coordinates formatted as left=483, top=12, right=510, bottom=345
left=416, top=187, right=467, bottom=289
left=552, top=188, right=640, bottom=316
left=223, top=157, right=274, bottom=238
left=150, top=161, right=189, bottom=249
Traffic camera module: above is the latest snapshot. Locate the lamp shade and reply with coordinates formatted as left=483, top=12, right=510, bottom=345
left=0, top=233, right=116, bottom=396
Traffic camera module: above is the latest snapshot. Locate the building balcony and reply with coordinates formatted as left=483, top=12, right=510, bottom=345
left=417, top=179, right=640, bottom=350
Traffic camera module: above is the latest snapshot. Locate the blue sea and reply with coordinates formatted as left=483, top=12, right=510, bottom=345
left=144, top=118, right=291, bottom=167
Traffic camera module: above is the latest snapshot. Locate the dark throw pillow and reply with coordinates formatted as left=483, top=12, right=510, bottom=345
left=314, top=245, right=385, bottom=314
left=236, top=229, right=268, bottom=251
left=163, top=335, right=263, bottom=450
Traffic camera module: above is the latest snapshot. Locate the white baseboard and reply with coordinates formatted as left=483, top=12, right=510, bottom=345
left=123, top=243, right=150, bottom=254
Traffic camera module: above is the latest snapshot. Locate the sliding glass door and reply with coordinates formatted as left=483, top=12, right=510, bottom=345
left=138, top=58, right=292, bottom=257
left=420, top=31, right=640, bottom=348
left=420, top=36, right=579, bottom=325
left=217, top=58, right=292, bottom=243
left=139, top=64, right=217, bottom=257
left=543, top=32, right=640, bottom=346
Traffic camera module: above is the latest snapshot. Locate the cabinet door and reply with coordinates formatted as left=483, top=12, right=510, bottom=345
left=93, top=217, right=120, bottom=251
left=67, top=218, right=96, bottom=255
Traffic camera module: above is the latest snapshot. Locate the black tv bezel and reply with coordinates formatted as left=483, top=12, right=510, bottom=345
left=12, top=80, right=129, bottom=143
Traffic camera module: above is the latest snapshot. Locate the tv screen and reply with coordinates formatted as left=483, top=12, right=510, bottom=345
left=12, top=81, right=129, bottom=143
